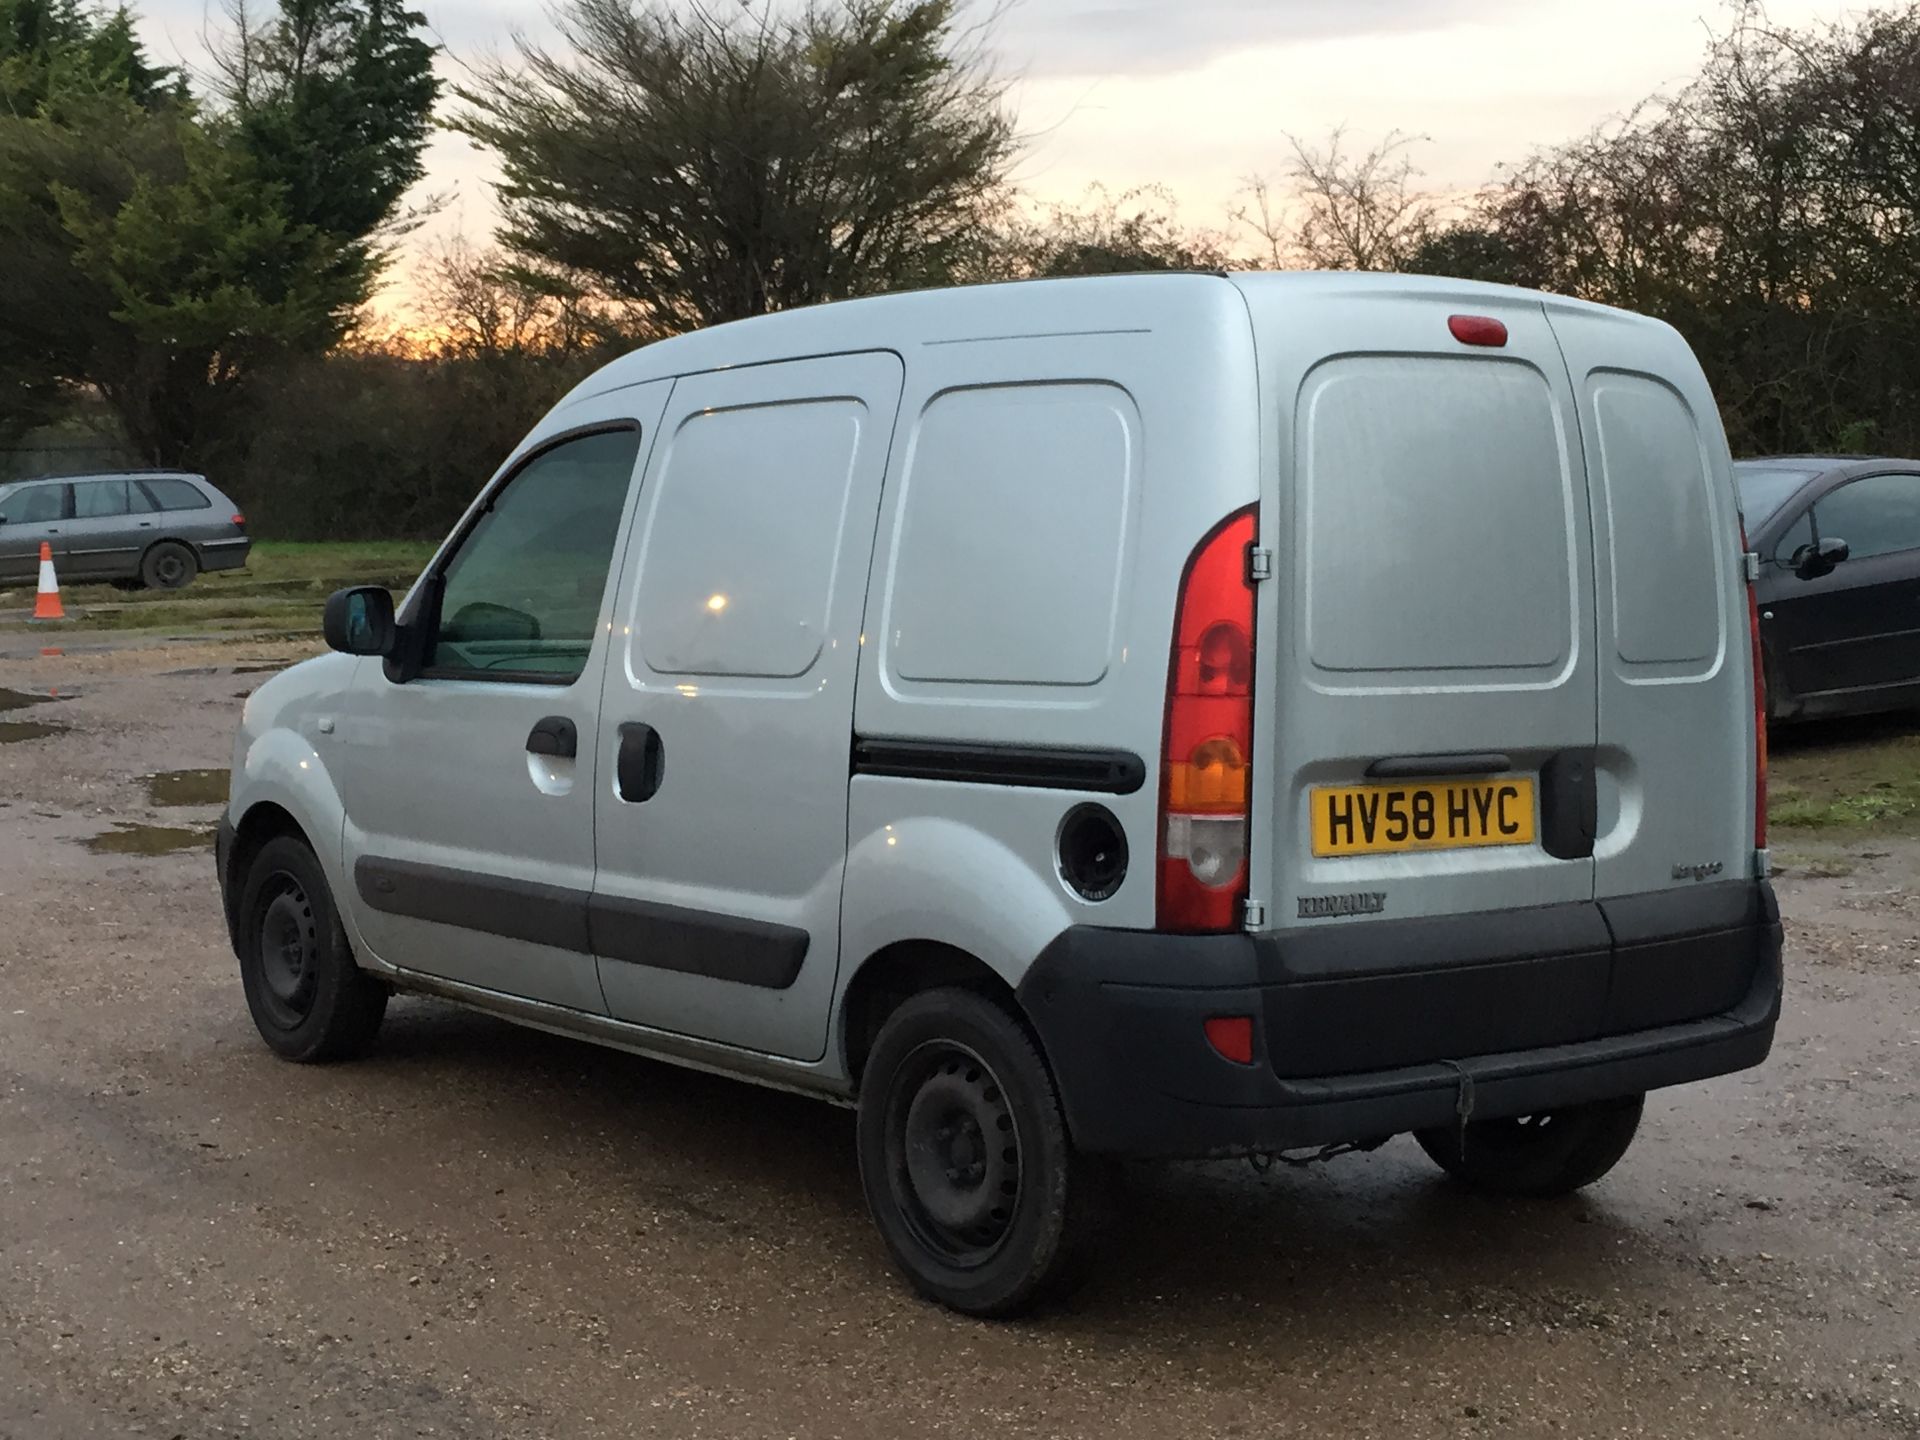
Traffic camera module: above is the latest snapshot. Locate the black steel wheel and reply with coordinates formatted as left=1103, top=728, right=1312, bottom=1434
left=888, top=1039, right=1024, bottom=1268
left=140, top=541, right=197, bottom=591
left=254, top=874, right=321, bottom=1030
left=237, top=834, right=387, bottom=1062
left=857, top=987, right=1111, bottom=1317
left=1415, top=1094, right=1645, bottom=1198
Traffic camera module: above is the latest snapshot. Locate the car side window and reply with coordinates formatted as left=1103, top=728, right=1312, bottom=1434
left=1811, top=473, right=1920, bottom=562
left=138, top=477, right=211, bottom=512
left=426, top=427, right=642, bottom=683
left=73, top=480, right=131, bottom=519
left=1771, top=508, right=1813, bottom=566
left=0, top=484, right=67, bottom=525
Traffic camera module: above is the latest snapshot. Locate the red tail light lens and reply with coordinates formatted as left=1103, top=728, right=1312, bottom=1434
left=1159, top=506, right=1256, bottom=932
left=1203, top=1015, right=1255, bottom=1066
left=231, top=513, right=247, bottom=528
left=1743, top=522, right=1767, bottom=851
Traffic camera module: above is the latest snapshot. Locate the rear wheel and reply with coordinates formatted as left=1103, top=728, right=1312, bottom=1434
left=140, top=541, right=197, bottom=590
left=1415, top=1094, right=1645, bottom=1197
left=237, top=835, right=387, bottom=1062
left=856, top=987, right=1110, bottom=1317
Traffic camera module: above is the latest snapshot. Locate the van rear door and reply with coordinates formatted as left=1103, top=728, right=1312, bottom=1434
left=1543, top=306, right=1755, bottom=912
left=1237, top=278, right=1601, bottom=929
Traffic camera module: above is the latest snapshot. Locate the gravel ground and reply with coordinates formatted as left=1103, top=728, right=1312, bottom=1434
left=1, top=631, right=1915, bottom=1439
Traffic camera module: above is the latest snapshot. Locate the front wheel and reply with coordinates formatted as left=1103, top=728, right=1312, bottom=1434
left=1415, top=1094, right=1645, bottom=1197
left=237, top=835, right=387, bottom=1062
left=856, top=987, right=1110, bottom=1317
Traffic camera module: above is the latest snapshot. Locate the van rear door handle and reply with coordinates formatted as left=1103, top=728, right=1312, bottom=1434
left=1366, top=752, right=1512, bottom=779
left=527, top=715, right=577, bottom=760
left=616, top=722, right=665, bottom=803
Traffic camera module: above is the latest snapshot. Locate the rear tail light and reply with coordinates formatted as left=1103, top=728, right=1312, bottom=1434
left=1742, top=522, right=1767, bottom=852
left=1159, top=506, right=1256, bottom=932
left=231, top=513, right=247, bottom=528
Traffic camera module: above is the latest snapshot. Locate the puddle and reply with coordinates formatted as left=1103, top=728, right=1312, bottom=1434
left=84, top=823, right=215, bottom=856
left=0, top=721, right=64, bottom=743
left=0, top=687, right=65, bottom=713
left=146, top=768, right=230, bottom=807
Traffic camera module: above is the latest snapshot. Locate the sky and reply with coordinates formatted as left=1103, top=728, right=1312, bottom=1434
left=131, top=0, right=1860, bottom=315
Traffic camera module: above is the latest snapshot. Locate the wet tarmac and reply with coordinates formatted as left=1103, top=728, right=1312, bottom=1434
left=1, top=637, right=1915, bottom=1439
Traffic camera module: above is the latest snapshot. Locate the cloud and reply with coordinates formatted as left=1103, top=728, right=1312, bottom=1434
left=985, top=0, right=1529, bottom=78
left=135, top=0, right=1524, bottom=82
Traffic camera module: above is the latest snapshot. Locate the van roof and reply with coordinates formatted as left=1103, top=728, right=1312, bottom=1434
left=565, top=270, right=1654, bottom=406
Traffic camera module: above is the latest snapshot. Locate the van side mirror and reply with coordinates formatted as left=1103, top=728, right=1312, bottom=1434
left=323, top=586, right=397, bottom=656
left=1792, top=537, right=1850, bottom=580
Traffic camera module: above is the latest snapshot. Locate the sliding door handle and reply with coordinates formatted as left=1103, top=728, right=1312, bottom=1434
left=617, top=722, right=665, bottom=803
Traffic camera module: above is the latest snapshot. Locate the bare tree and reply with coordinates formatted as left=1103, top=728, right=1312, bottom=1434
left=984, top=183, right=1230, bottom=279
left=1236, top=127, right=1439, bottom=271
left=411, top=238, right=613, bottom=358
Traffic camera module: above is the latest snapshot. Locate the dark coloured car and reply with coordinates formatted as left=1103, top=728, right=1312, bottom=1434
left=0, top=471, right=250, bottom=591
left=1737, top=456, right=1920, bottom=722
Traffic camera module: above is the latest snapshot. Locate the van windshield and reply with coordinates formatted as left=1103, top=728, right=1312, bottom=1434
left=1734, top=464, right=1821, bottom=526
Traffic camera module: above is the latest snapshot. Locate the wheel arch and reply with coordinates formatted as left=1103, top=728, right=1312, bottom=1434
left=840, top=940, right=1024, bottom=1092
left=221, top=801, right=313, bottom=943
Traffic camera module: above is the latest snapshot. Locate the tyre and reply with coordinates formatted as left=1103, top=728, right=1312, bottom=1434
left=236, top=835, right=387, bottom=1062
left=140, top=540, right=197, bottom=590
left=1415, top=1094, right=1645, bottom=1198
left=856, top=986, right=1110, bottom=1317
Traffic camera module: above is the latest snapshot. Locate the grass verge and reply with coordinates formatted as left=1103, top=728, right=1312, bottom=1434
left=1770, top=714, right=1920, bottom=834
left=0, top=539, right=434, bottom=636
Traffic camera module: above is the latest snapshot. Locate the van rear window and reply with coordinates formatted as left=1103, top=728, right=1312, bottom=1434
left=1588, top=372, right=1724, bottom=668
left=1299, top=355, right=1575, bottom=677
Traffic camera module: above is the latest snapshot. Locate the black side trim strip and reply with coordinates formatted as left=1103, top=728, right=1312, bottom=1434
left=853, top=737, right=1147, bottom=795
left=354, top=857, right=591, bottom=953
left=589, top=895, right=808, bottom=990
left=353, top=856, right=809, bottom=990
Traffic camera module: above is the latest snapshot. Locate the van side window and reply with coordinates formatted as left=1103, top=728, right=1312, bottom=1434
left=73, top=480, right=131, bottom=519
left=427, top=426, right=642, bottom=683
left=1810, top=473, right=1920, bottom=561
left=886, top=383, right=1136, bottom=687
left=635, top=398, right=868, bottom=679
left=0, top=483, right=67, bottom=524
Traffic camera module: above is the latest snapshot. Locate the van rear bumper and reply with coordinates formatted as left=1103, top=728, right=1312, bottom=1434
left=1015, top=880, right=1782, bottom=1159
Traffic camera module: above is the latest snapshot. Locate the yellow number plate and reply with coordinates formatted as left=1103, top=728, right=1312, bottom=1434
left=1310, top=777, right=1536, bottom=858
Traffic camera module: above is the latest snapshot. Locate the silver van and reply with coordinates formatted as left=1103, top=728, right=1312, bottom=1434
left=217, top=273, right=1781, bottom=1316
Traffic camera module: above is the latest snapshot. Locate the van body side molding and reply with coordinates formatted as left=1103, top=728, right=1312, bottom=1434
left=587, top=895, right=808, bottom=990
left=852, top=737, right=1147, bottom=795
left=353, top=856, right=806, bottom=990
left=354, top=856, right=591, bottom=953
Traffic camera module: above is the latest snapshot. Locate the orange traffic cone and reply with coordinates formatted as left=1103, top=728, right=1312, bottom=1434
left=30, top=541, right=64, bottom=621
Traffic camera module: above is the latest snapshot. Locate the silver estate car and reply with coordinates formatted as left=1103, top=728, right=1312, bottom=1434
left=0, top=471, right=250, bottom=590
